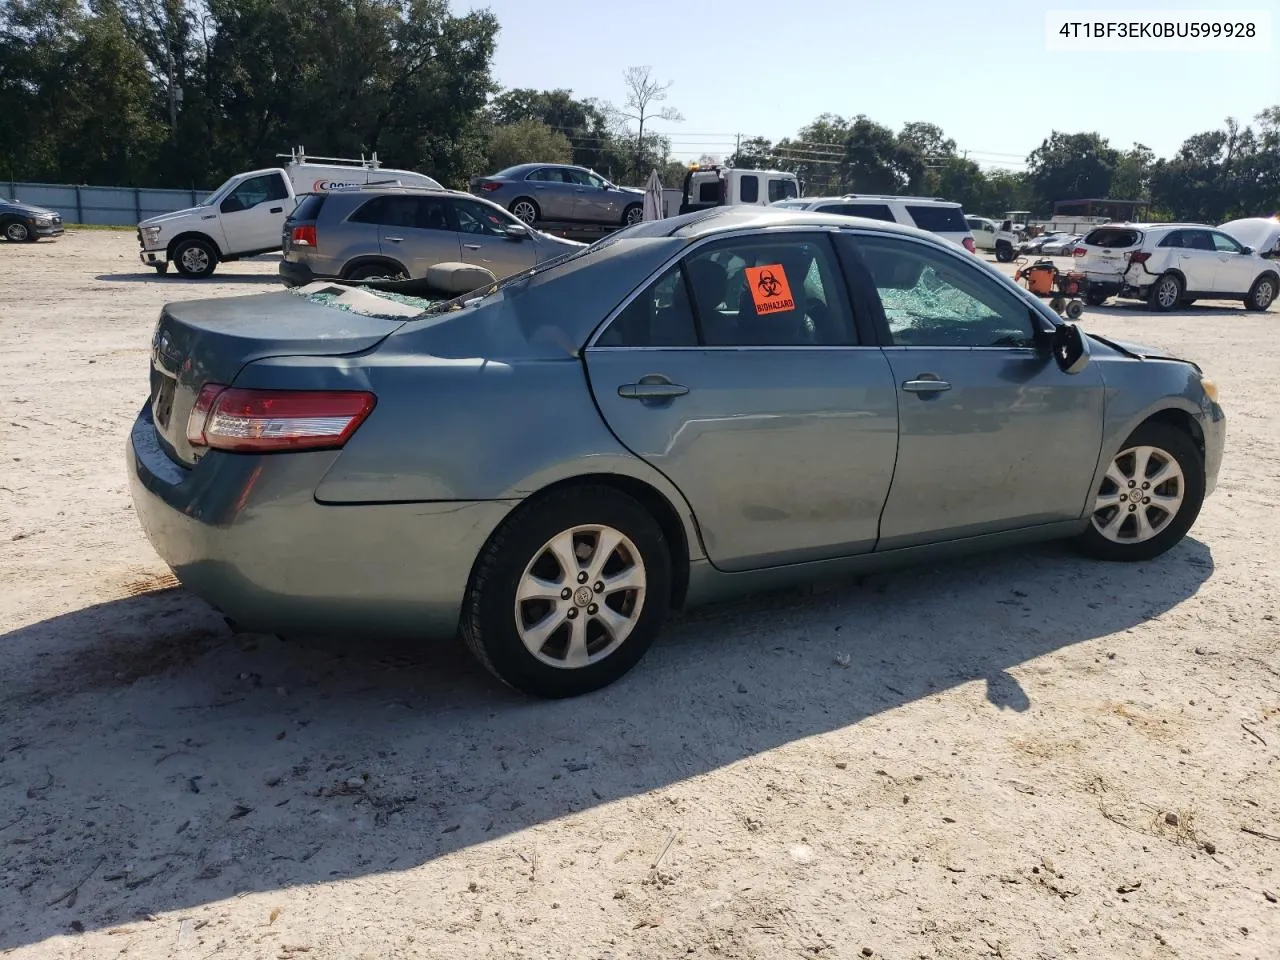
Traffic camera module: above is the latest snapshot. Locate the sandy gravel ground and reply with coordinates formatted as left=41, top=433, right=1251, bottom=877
left=1, top=230, right=1277, bottom=960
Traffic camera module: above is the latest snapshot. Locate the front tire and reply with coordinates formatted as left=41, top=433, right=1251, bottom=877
left=1075, top=422, right=1205, bottom=562
left=3, top=219, right=30, bottom=242
left=1245, top=273, right=1277, bottom=312
left=172, top=237, right=218, bottom=278
left=995, top=242, right=1014, bottom=263
left=622, top=204, right=644, bottom=226
left=462, top=486, right=672, bottom=699
left=1147, top=272, right=1182, bottom=312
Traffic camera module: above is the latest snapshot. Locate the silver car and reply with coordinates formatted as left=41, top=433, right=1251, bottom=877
left=470, top=163, right=647, bottom=228
left=278, top=186, right=584, bottom=287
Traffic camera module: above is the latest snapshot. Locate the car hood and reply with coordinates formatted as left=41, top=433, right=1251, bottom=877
left=2, top=201, right=59, bottom=218
left=1088, top=333, right=1201, bottom=371
left=139, top=206, right=208, bottom=227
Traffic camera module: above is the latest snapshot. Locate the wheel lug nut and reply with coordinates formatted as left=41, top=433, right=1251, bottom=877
left=594, top=581, right=604, bottom=593
left=1129, top=505, right=1137, bottom=512
left=567, top=608, right=578, bottom=619
left=561, top=588, right=572, bottom=600
left=1142, top=482, right=1150, bottom=489
left=588, top=604, right=599, bottom=615
left=1143, top=497, right=1151, bottom=504
left=577, top=572, right=589, bottom=584
left=1128, top=480, right=1136, bottom=488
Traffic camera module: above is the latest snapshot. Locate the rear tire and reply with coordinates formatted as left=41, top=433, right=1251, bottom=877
left=1075, top=421, right=1205, bottom=563
left=172, top=237, right=218, bottom=278
left=345, top=262, right=406, bottom=283
left=510, top=198, right=540, bottom=225
left=462, top=485, right=672, bottom=699
left=1147, top=272, right=1182, bottom=312
left=1244, top=273, right=1277, bottom=312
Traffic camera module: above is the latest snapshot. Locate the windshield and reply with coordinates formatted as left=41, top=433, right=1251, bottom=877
left=200, top=175, right=238, bottom=206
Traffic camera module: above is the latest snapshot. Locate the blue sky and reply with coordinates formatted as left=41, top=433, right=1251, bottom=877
left=464, top=0, right=1279, bottom=169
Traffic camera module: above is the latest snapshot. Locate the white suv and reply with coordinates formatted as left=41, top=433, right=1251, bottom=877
left=1073, top=223, right=1279, bottom=312
left=772, top=195, right=976, bottom=253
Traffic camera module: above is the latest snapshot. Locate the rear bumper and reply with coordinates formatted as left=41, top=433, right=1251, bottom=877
left=278, top=259, right=319, bottom=287
left=126, top=404, right=516, bottom=639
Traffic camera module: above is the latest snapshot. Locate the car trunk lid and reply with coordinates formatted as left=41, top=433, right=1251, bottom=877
left=1077, top=226, right=1144, bottom=275
left=148, top=287, right=423, bottom=466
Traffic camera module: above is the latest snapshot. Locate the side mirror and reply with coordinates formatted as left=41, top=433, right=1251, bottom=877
left=1241, top=245, right=1254, bottom=255
left=505, top=223, right=529, bottom=240
left=1047, top=321, right=1090, bottom=375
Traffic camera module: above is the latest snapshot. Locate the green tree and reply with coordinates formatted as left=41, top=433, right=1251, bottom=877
left=1025, top=131, right=1119, bottom=213
left=486, top=119, right=573, bottom=171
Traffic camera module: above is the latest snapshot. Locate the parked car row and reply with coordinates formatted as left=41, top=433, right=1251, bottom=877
left=127, top=204, right=1225, bottom=698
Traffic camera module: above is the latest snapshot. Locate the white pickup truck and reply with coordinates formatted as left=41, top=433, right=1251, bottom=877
left=136, top=148, right=442, bottom=278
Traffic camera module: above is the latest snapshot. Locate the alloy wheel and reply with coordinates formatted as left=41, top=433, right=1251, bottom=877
left=514, top=524, right=647, bottom=669
left=1091, top=444, right=1185, bottom=544
left=512, top=201, right=537, bottom=224
left=5, top=222, right=29, bottom=242
left=1155, top=277, right=1180, bottom=309
left=181, top=246, right=210, bottom=273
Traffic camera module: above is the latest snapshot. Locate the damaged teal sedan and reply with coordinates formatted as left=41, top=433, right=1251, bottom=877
left=127, top=207, right=1225, bottom=698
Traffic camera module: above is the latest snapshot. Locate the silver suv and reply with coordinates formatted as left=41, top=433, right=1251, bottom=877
left=279, top=186, right=584, bottom=287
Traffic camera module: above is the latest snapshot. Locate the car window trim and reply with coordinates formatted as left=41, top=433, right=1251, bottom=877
left=585, top=227, right=869, bottom=351
left=833, top=228, right=1056, bottom=350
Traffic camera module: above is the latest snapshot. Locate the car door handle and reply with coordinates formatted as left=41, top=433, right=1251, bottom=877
left=902, top=378, right=951, bottom=393
left=463, top=243, right=481, bottom=250
left=201, top=214, right=216, bottom=220
left=269, top=206, right=283, bottom=213
left=618, top=380, right=689, bottom=400
left=385, top=236, right=403, bottom=243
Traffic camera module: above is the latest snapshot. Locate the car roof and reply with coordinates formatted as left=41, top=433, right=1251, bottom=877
left=622, top=204, right=958, bottom=244
left=795, top=194, right=959, bottom=206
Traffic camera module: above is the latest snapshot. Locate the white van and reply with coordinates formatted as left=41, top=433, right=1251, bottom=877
left=136, top=147, right=442, bottom=278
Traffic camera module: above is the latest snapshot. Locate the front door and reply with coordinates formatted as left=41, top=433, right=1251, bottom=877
left=835, top=232, right=1106, bottom=551
left=450, top=197, right=537, bottom=278
left=565, top=169, right=616, bottom=223
left=1209, top=229, right=1257, bottom=294
left=219, top=172, right=292, bottom=254
left=583, top=232, right=900, bottom=572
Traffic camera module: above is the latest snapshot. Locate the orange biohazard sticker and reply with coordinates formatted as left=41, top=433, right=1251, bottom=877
left=744, top=264, right=795, bottom=315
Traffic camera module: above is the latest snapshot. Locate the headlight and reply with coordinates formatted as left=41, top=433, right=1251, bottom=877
left=33, top=216, right=52, bottom=225
left=143, top=226, right=162, bottom=243
left=1199, top=377, right=1219, bottom=403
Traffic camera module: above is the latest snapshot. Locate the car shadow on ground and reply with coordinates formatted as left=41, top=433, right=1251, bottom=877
left=0, top=538, right=1214, bottom=948
left=94, top=272, right=284, bottom=285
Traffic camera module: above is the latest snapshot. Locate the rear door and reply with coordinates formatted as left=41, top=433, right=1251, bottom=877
left=346, top=195, right=460, bottom=278
left=1170, top=229, right=1219, bottom=292
left=837, top=231, right=1105, bottom=550
left=449, top=197, right=536, bottom=277
left=583, top=231, right=900, bottom=572
left=219, top=172, right=292, bottom=254
left=526, top=167, right=575, bottom=220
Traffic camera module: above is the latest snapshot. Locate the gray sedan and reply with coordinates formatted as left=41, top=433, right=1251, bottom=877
left=129, top=207, right=1225, bottom=699
left=470, top=163, right=646, bottom=227
left=278, top=186, right=584, bottom=287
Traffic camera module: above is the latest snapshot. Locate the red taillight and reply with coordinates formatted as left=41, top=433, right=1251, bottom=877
left=1072, top=247, right=1086, bottom=257
left=187, top=386, right=376, bottom=453
left=1129, top=251, right=1151, bottom=264
left=479, top=181, right=502, bottom=192
left=291, top=224, right=317, bottom=246
left=186, top=382, right=228, bottom=446
left=963, top=236, right=977, bottom=254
